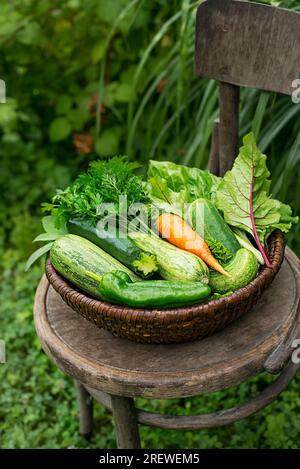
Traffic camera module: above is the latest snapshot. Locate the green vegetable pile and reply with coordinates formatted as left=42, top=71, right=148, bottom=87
left=27, top=132, right=298, bottom=309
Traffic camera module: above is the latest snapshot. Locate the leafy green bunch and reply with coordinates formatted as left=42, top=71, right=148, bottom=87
left=146, top=133, right=298, bottom=266
left=43, top=156, right=149, bottom=227
left=25, top=155, right=150, bottom=270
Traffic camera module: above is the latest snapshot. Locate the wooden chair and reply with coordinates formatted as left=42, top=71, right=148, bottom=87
left=34, top=0, right=300, bottom=449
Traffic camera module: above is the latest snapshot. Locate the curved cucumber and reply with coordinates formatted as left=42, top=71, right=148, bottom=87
left=209, top=248, right=258, bottom=294
left=50, top=234, right=139, bottom=299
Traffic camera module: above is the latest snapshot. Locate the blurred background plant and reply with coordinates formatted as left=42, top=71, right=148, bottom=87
left=1, top=0, right=300, bottom=449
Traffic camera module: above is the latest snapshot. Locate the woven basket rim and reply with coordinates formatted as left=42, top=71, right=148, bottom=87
left=45, top=230, right=285, bottom=322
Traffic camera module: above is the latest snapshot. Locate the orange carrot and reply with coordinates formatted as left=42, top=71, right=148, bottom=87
left=157, top=213, right=230, bottom=277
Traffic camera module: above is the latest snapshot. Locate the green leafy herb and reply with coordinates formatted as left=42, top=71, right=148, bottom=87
left=216, top=133, right=298, bottom=266
left=44, top=156, right=149, bottom=227
left=26, top=157, right=148, bottom=270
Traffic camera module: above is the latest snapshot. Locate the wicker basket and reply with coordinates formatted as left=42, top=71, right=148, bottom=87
left=45, top=230, right=285, bottom=344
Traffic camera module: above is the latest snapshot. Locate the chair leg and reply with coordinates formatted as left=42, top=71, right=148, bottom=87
left=110, top=395, right=141, bottom=449
left=74, top=380, right=93, bottom=437
left=208, top=118, right=220, bottom=176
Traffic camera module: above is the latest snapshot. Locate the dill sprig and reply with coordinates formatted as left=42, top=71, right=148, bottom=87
left=42, top=156, right=149, bottom=227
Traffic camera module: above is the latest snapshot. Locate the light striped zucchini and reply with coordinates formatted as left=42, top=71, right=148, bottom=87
left=50, top=234, right=139, bottom=299
left=129, top=232, right=209, bottom=283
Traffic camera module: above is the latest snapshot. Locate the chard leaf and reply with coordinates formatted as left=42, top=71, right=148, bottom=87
left=264, top=203, right=298, bottom=239
left=216, top=132, right=298, bottom=266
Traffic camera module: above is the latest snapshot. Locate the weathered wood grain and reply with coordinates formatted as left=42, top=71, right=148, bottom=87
left=136, top=363, right=300, bottom=430
left=84, top=362, right=300, bottom=431
left=110, top=396, right=140, bottom=449
left=33, top=249, right=300, bottom=399
left=219, top=82, right=239, bottom=174
left=208, top=118, right=220, bottom=175
left=74, top=380, right=93, bottom=437
left=195, top=0, right=300, bottom=95
left=86, top=386, right=112, bottom=409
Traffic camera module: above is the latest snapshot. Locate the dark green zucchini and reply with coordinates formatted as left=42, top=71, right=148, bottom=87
left=67, top=218, right=158, bottom=278
left=188, top=198, right=240, bottom=264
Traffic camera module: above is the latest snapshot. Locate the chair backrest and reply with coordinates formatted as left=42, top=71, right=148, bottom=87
left=195, top=0, right=300, bottom=175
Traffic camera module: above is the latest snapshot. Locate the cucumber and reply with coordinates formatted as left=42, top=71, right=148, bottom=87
left=129, top=232, right=209, bottom=283
left=209, top=248, right=258, bottom=294
left=68, top=218, right=158, bottom=278
left=50, top=234, right=139, bottom=299
left=188, top=199, right=240, bottom=264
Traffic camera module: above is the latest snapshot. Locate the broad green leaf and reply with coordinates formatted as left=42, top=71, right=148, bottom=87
left=232, top=228, right=264, bottom=265
left=264, top=203, right=299, bottom=240
left=147, top=176, right=190, bottom=204
left=146, top=176, right=188, bottom=217
left=115, top=83, right=132, bottom=103
left=147, top=160, right=220, bottom=201
left=42, top=215, right=67, bottom=234
left=216, top=132, right=298, bottom=245
left=49, top=117, right=72, bottom=142
left=25, top=242, right=53, bottom=272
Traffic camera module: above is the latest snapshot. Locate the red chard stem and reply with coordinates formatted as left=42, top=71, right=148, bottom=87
left=250, top=162, right=271, bottom=267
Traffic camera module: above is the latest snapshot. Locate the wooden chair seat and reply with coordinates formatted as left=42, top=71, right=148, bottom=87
left=34, top=248, right=300, bottom=401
